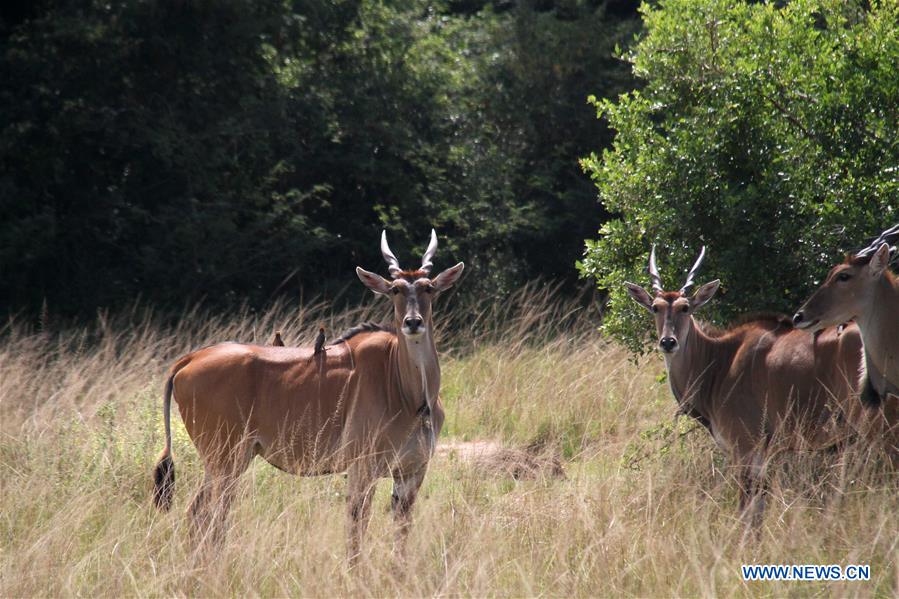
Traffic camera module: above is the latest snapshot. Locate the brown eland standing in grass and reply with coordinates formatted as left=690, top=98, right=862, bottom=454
left=625, top=246, right=863, bottom=527
left=152, top=229, right=464, bottom=560
left=793, top=225, right=899, bottom=457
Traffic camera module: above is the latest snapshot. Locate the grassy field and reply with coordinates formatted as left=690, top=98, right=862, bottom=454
left=1, top=289, right=897, bottom=597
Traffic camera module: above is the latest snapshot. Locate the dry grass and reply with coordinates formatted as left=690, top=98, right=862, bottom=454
left=1, top=288, right=897, bottom=597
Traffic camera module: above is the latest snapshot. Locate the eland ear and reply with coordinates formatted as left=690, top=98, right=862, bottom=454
left=624, top=282, right=654, bottom=312
left=869, top=242, right=891, bottom=277
left=356, top=267, right=392, bottom=295
left=691, top=279, right=720, bottom=310
left=432, top=262, right=464, bottom=292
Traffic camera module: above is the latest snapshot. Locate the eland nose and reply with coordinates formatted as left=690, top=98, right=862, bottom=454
left=404, top=316, right=423, bottom=332
left=792, top=312, right=804, bottom=326
left=660, top=337, right=677, bottom=352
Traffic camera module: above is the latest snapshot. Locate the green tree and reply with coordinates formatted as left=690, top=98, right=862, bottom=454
left=1, top=1, right=335, bottom=311
left=579, top=0, right=898, bottom=353
left=456, top=0, right=639, bottom=286
left=1, top=0, right=639, bottom=316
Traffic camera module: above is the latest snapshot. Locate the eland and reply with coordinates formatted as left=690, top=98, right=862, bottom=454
left=794, top=225, right=899, bottom=457
left=152, top=230, right=464, bottom=560
left=625, top=246, right=862, bottom=526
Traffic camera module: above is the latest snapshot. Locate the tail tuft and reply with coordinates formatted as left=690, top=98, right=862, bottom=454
left=152, top=450, right=175, bottom=511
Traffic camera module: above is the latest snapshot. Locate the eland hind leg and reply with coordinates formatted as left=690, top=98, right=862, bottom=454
left=187, top=470, right=242, bottom=553
left=186, top=434, right=256, bottom=553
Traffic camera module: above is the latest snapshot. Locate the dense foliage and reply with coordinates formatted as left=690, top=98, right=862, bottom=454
left=579, top=0, right=898, bottom=352
left=0, top=0, right=638, bottom=315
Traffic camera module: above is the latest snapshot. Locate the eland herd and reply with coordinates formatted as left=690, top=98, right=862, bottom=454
left=152, top=225, right=898, bottom=558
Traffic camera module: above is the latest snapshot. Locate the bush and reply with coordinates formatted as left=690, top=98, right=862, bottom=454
left=578, top=0, right=898, bottom=353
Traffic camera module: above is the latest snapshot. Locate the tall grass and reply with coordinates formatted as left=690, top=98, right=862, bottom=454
left=1, top=289, right=897, bottom=597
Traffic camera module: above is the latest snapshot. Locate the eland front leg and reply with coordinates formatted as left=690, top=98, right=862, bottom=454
left=345, top=462, right=378, bottom=565
left=391, top=467, right=427, bottom=557
left=735, top=449, right=769, bottom=532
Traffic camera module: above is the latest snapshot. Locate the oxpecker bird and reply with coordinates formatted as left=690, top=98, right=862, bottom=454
left=314, top=327, right=326, bottom=355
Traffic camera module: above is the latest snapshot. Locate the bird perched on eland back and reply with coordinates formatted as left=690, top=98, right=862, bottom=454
left=314, top=326, right=326, bottom=355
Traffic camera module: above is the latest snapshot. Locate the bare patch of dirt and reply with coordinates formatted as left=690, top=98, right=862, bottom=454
left=437, top=440, right=566, bottom=481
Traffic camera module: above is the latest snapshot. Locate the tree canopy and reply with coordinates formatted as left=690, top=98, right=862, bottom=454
left=0, top=0, right=638, bottom=315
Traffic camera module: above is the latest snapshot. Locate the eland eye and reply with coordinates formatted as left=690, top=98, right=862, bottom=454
left=651, top=305, right=660, bottom=313
left=391, top=286, right=401, bottom=295
left=837, top=272, right=852, bottom=282
left=681, top=305, right=689, bottom=313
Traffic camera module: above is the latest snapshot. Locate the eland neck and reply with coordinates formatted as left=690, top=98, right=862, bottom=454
left=664, top=318, right=725, bottom=421
left=856, top=275, right=899, bottom=390
left=393, top=321, right=441, bottom=414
